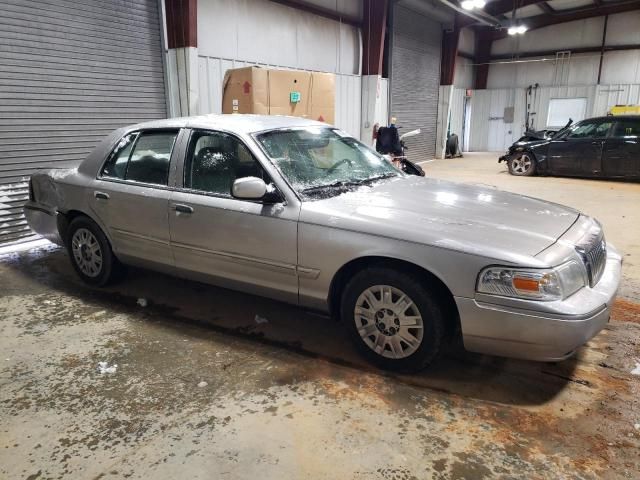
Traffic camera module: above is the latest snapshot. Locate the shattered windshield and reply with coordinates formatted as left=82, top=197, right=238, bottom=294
left=256, top=127, right=401, bottom=199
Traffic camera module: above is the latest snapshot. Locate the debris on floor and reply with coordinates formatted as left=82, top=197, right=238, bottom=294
left=254, top=314, right=268, bottom=324
left=137, top=298, right=148, bottom=307
left=197, top=381, right=208, bottom=388
left=97, top=362, right=117, bottom=374
left=631, top=361, right=640, bottom=375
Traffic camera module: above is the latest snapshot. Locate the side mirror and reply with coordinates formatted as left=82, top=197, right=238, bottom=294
left=232, top=177, right=281, bottom=203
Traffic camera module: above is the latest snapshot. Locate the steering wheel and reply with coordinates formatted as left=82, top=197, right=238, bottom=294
left=326, top=158, right=353, bottom=174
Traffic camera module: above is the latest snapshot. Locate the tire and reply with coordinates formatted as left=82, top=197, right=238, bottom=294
left=66, top=216, right=122, bottom=286
left=340, top=267, right=445, bottom=372
left=508, top=152, right=536, bottom=176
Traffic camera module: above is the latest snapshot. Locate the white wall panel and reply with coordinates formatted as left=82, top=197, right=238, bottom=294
left=458, top=27, right=475, bottom=56
left=449, top=88, right=466, bottom=141
left=603, top=11, right=640, bottom=45
left=198, top=0, right=360, bottom=75
left=600, top=51, right=640, bottom=84
left=197, top=56, right=361, bottom=137
left=454, top=56, right=473, bottom=88
left=593, top=84, right=640, bottom=116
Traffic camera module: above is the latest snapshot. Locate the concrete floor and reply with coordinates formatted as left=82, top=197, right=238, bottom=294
left=1, top=153, right=639, bottom=479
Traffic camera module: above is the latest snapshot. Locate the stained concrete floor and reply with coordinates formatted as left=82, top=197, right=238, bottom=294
left=1, top=153, right=639, bottom=479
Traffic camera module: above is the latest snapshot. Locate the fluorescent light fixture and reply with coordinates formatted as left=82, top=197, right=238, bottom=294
left=508, top=24, right=527, bottom=35
left=461, top=0, right=474, bottom=10
left=473, top=0, right=486, bottom=7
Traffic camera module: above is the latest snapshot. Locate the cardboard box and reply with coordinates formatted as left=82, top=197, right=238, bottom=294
left=222, top=66, right=335, bottom=124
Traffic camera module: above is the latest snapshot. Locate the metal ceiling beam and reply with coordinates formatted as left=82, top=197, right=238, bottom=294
left=489, top=42, right=640, bottom=60
left=538, top=2, right=555, bottom=14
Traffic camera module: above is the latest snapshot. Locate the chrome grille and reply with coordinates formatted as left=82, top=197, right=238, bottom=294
left=577, top=234, right=607, bottom=287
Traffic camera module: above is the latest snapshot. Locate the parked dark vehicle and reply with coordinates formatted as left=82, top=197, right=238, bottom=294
left=499, top=115, right=640, bottom=179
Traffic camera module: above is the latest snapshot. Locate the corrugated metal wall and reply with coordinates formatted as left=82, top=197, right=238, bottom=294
left=390, top=5, right=442, bottom=161
left=465, top=84, right=634, bottom=152
left=197, top=56, right=362, bottom=138
left=0, top=0, right=167, bottom=244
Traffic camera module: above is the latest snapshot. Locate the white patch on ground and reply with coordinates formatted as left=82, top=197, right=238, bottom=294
left=97, top=362, right=118, bottom=374
left=631, top=361, right=640, bottom=375
left=197, top=381, right=208, bottom=388
left=254, top=315, right=268, bottom=324
left=137, top=298, right=148, bottom=307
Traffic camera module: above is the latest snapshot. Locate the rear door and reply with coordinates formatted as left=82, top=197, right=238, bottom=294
left=90, top=129, right=179, bottom=265
left=602, top=118, right=640, bottom=178
left=548, top=120, right=612, bottom=176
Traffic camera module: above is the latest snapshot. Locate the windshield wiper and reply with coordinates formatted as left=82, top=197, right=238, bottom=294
left=301, top=173, right=397, bottom=194
left=301, top=180, right=361, bottom=194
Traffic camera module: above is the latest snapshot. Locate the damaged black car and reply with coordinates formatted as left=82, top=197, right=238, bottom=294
left=499, top=115, right=640, bottom=180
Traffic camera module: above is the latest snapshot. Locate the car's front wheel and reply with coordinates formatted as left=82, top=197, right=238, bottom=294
left=341, top=267, right=445, bottom=372
left=66, top=216, right=121, bottom=286
left=508, top=152, right=536, bottom=176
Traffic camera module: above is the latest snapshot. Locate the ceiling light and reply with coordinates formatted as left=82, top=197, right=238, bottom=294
left=508, top=24, right=527, bottom=35
left=461, top=0, right=474, bottom=10
left=473, top=0, right=486, bottom=8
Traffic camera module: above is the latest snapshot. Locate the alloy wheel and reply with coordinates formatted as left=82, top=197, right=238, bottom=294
left=511, top=154, right=532, bottom=174
left=71, top=228, right=103, bottom=278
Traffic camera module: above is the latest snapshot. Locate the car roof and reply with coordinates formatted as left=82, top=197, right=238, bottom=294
left=129, top=114, right=329, bottom=134
left=586, top=115, right=640, bottom=122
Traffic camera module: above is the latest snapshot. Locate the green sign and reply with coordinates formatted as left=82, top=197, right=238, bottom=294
left=290, top=91, right=301, bottom=103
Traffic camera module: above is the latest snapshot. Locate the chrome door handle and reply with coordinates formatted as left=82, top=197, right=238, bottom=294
left=94, top=191, right=109, bottom=200
left=173, top=204, right=194, bottom=214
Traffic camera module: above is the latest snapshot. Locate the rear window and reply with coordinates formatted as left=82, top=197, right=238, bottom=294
left=101, top=130, right=179, bottom=186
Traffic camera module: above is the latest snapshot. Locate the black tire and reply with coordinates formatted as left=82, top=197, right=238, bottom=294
left=66, top=215, right=123, bottom=286
left=340, top=267, right=445, bottom=372
left=508, top=152, right=536, bottom=176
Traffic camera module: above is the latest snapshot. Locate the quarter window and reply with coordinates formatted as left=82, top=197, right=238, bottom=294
left=101, top=130, right=178, bottom=186
left=102, top=133, right=136, bottom=180
left=184, top=130, right=267, bottom=195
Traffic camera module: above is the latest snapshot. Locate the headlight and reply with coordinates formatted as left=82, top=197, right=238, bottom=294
left=477, top=261, right=587, bottom=301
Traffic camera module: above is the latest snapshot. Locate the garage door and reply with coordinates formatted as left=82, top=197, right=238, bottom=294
left=0, top=0, right=167, bottom=245
left=390, top=5, right=441, bottom=162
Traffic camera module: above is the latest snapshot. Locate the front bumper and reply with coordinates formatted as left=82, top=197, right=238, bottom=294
left=498, top=150, right=520, bottom=163
left=455, top=245, right=622, bottom=362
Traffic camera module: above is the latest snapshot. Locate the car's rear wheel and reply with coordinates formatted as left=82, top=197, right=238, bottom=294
left=508, top=152, right=536, bottom=176
left=66, top=216, right=122, bottom=286
left=340, top=267, right=445, bottom=372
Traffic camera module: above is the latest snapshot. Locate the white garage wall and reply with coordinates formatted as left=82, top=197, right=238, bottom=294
left=196, top=0, right=362, bottom=137
left=488, top=12, right=640, bottom=89
left=460, top=11, right=640, bottom=152
left=466, top=83, right=640, bottom=151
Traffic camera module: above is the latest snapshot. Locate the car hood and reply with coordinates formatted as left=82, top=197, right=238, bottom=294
left=511, top=139, right=549, bottom=150
left=299, top=176, right=580, bottom=262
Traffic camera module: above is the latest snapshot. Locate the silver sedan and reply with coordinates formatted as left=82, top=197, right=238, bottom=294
left=24, top=115, right=622, bottom=371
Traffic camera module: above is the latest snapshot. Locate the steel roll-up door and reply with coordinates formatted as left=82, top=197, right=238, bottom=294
left=0, top=0, right=167, bottom=245
left=390, top=5, right=442, bottom=162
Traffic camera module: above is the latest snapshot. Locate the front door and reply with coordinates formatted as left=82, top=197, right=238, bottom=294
left=602, top=118, right=640, bottom=178
left=90, top=129, right=179, bottom=265
left=548, top=120, right=612, bottom=176
left=169, top=129, right=299, bottom=303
